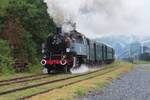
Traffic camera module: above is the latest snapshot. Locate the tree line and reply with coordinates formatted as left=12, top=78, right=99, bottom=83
left=0, top=0, right=56, bottom=74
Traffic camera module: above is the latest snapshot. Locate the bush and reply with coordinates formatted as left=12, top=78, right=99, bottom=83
left=27, top=61, right=42, bottom=74
left=0, top=38, right=15, bottom=74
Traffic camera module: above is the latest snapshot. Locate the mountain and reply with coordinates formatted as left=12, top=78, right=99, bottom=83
left=96, top=35, right=150, bottom=59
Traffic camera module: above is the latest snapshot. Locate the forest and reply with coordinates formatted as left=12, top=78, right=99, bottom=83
left=0, top=0, right=56, bottom=74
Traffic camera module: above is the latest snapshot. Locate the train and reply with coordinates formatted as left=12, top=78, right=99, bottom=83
left=41, top=27, right=115, bottom=73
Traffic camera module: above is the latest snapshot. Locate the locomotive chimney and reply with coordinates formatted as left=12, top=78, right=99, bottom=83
left=56, top=27, right=62, bottom=34
left=72, top=23, right=76, bottom=31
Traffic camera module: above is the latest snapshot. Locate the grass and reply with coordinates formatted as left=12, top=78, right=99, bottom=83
left=133, top=60, right=150, bottom=64
left=0, top=61, right=120, bottom=83
left=0, top=61, right=133, bottom=100
left=0, top=65, right=119, bottom=100
left=0, top=64, right=43, bottom=81
left=0, top=74, right=74, bottom=93
left=75, top=88, right=86, bottom=96
left=0, top=73, right=37, bottom=81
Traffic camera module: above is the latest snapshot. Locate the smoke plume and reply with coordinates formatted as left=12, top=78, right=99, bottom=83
left=44, top=0, right=144, bottom=38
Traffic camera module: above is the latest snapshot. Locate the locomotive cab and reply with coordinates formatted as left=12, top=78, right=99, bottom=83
left=69, top=30, right=88, bottom=56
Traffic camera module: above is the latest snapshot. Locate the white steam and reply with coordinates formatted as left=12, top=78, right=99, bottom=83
left=44, top=0, right=144, bottom=38
left=70, top=64, right=89, bottom=74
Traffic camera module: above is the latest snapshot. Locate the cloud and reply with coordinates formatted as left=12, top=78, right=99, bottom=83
left=44, top=0, right=144, bottom=38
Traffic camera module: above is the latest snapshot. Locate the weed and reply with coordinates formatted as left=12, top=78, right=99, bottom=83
left=76, top=88, right=86, bottom=96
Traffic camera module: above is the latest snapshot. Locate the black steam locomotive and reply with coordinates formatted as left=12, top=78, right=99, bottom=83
left=41, top=28, right=115, bottom=73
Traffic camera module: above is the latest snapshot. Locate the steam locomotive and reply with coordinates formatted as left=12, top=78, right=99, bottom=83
left=41, top=27, right=115, bottom=73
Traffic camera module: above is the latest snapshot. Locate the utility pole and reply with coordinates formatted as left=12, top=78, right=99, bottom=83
left=141, top=43, right=144, bottom=54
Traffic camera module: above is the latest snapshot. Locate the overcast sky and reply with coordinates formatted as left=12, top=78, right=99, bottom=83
left=144, top=0, right=150, bottom=34
left=45, top=0, right=149, bottom=39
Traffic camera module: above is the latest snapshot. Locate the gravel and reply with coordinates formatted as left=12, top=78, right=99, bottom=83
left=78, top=64, right=150, bottom=100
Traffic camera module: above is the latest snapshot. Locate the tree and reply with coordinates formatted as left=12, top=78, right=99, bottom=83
left=0, top=0, right=56, bottom=72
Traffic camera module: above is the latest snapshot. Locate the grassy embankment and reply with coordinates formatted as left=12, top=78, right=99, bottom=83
left=26, top=61, right=134, bottom=100
left=133, top=60, right=150, bottom=64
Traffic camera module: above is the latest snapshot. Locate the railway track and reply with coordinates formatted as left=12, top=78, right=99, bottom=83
left=0, top=66, right=120, bottom=100
left=0, top=74, right=45, bottom=83
left=0, top=74, right=50, bottom=86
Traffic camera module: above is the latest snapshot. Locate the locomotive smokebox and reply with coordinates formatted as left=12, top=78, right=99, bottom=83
left=56, top=27, right=62, bottom=34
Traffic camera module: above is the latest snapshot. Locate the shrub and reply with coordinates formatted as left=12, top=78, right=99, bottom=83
left=0, top=38, right=15, bottom=74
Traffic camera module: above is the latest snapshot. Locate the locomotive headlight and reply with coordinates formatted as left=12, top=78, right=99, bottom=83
left=66, top=48, right=70, bottom=52
left=60, top=55, right=67, bottom=65
left=60, top=60, right=67, bottom=65
left=41, top=59, right=47, bottom=65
